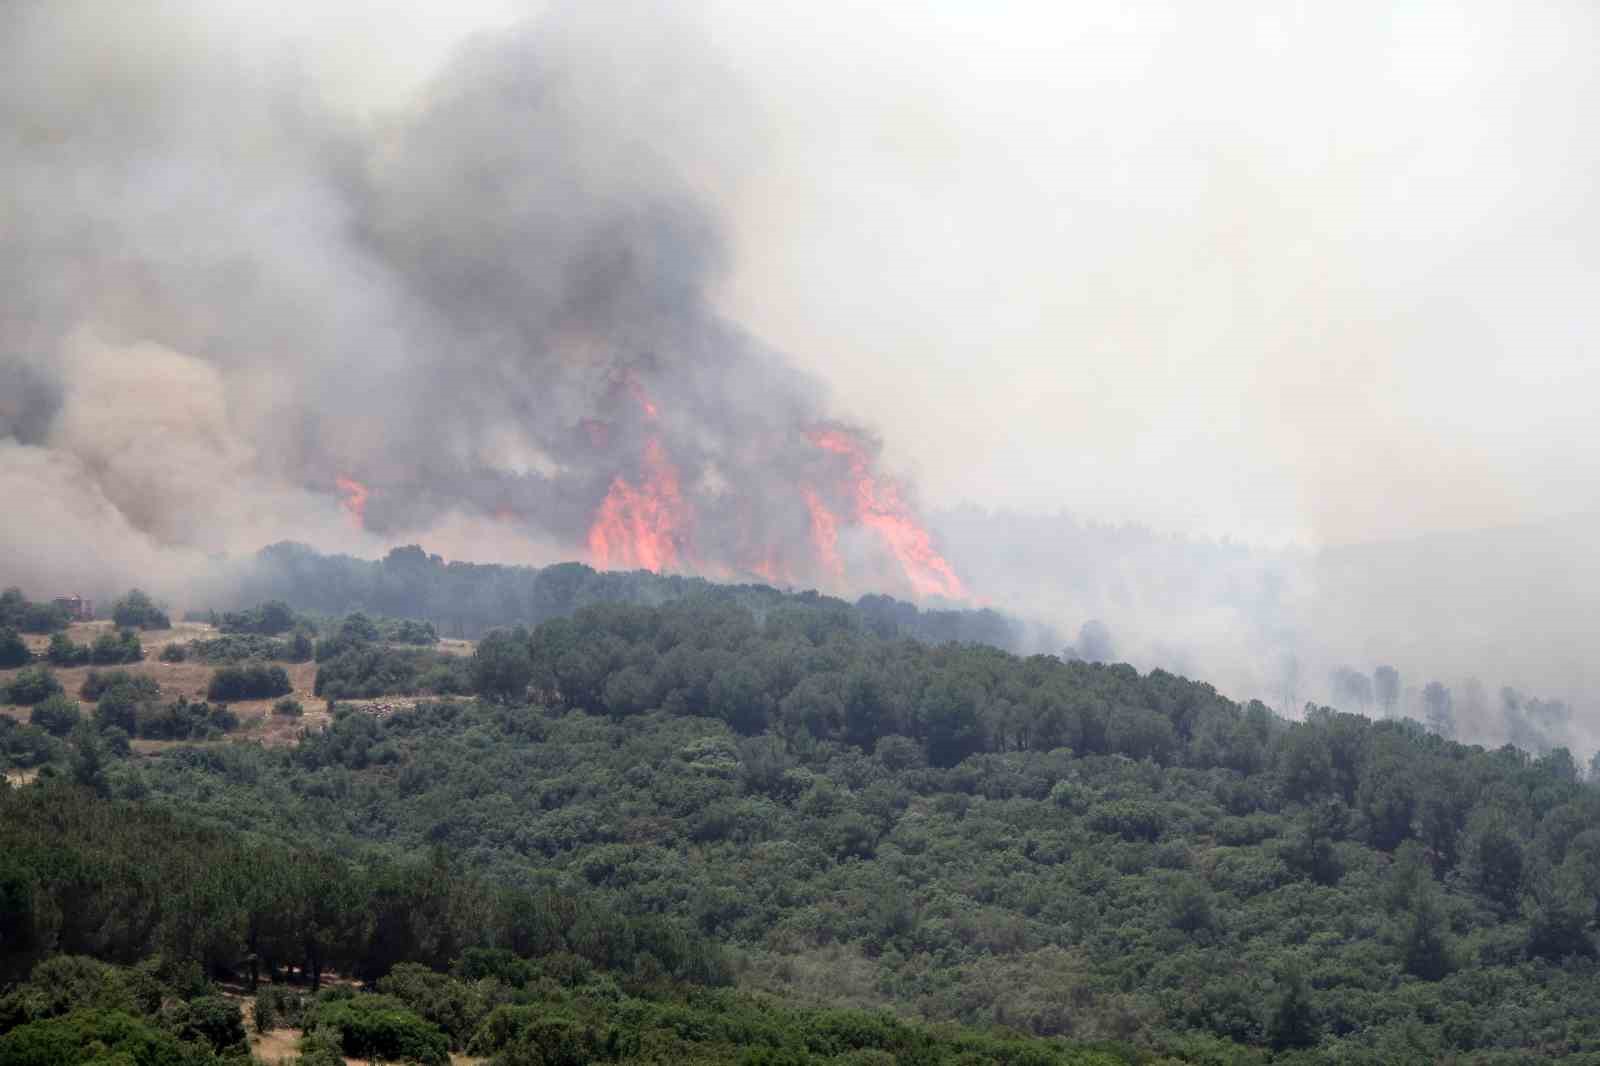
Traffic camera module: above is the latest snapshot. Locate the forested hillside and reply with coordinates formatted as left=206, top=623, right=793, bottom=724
left=4, top=582, right=1600, bottom=1063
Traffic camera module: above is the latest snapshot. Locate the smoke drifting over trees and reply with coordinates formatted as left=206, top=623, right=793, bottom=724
left=932, top=508, right=1599, bottom=758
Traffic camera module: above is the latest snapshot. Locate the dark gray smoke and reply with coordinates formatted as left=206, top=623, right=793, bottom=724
left=0, top=0, right=934, bottom=599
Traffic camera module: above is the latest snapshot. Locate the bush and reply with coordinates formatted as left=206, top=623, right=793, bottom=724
left=207, top=663, right=292, bottom=702
left=16, top=602, right=71, bottom=634
left=135, top=698, right=238, bottom=740
left=89, top=630, right=143, bottom=665
left=93, top=687, right=143, bottom=735
left=0, top=1008, right=200, bottom=1066
left=0, top=627, right=30, bottom=669
left=0, top=589, right=72, bottom=634
left=0, top=718, right=61, bottom=769
left=295, top=1027, right=347, bottom=1066
left=377, top=963, right=491, bottom=1048
left=287, top=630, right=315, bottom=663
left=312, top=995, right=449, bottom=1066
left=252, top=986, right=309, bottom=1033
left=45, top=634, right=90, bottom=667
left=219, top=601, right=299, bottom=635
left=5, top=667, right=63, bottom=706
left=111, top=590, right=170, bottom=631
left=470, top=629, right=533, bottom=703
left=252, top=989, right=276, bottom=1033
left=173, top=994, right=246, bottom=1052
left=272, top=697, right=304, bottom=717
left=379, top=617, right=439, bottom=645
left=158, top=643, right=187, bottom=663
left=80, top=671, right=159, bottom=702
left=29, top=695, right=82, bottom=738
left=316, top=646, right=465, bottom=700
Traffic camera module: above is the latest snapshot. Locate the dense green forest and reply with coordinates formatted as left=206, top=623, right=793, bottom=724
left=4, top=579, right=1600, bottom=1063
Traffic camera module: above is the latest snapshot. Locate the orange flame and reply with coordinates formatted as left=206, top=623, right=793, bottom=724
left=336, top=476, right=369, bottom=530
left=587, top=438, right=688, bottom=572
left=806, top=428, right=965, bottom=600
left=749, top=555, right=790, bottom=586
left=802, top=487, right=844, bottom=582
left=622, top=373, right=659, bottom=419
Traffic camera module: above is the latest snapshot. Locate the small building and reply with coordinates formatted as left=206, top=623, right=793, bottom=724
left=52, top=595, right=94, bottom=622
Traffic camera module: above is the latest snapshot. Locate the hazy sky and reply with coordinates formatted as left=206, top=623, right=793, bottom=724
left=167, top=0, right=1599, bottom=547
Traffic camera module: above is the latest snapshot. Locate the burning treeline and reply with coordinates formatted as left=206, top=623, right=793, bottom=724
left=342, top=370, right=966, bottom=600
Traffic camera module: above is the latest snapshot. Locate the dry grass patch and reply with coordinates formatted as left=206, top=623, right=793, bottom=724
left=2, top=621, right=326, bottom=748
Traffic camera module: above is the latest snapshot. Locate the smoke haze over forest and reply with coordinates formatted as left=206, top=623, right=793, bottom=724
left=2, top=1, right=1596, bottom=750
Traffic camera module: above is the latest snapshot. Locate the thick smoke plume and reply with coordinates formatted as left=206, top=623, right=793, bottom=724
left=0, top=0, right=961, bottom=602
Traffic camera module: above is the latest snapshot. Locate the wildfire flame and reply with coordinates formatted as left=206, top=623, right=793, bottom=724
left=805, top=427, right=966, bottom=600
left=336, top=476, right=369, bottom=530
left=577, top=372, right=966, bottom=600
left=586, top=438, right=689, bottom=572
left=802, top=487, right=844, bottom=582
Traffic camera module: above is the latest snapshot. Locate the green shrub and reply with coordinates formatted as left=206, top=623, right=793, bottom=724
left=218, top=601, right=299, bottom=636
left=81, top=671, right=159, bottom=702
left=376, top=963, right=490, bottom=1047
left=207, top=663, right=292, bottom=702
left=89, top=630, right=143, bottom=665
left=29, top=695, right=82, bottom=738
left=0, top=1008, right=203, bottom=1066
left=6, top=667, right=64, bottom=707
left=187, top=634, right=289, bottom=663
left=0, top=718, right=61, bottom=770
left=158, top=643, right=187, bottom=663
left=295, top=1027, right=347, bottom=1066
left=45, top=634, right=90, bottom=666
left=0, top=627, right=31, bottom=669
left=311, top=995, right=449, bottom=1066
left=111, top=590, right=170, bottom=631
left=252, top=986, right=308, bottom=1033
left=251, top=989, right=276, bottom=1033
left=134, top=698, right=237, bottom=740
left=272, top=697, right=304, bottom=717
left=172, top=995, right=244, bottom=1052
left=93, top=687, right=143, bottom=735
left=316, top=645, right=465, bottom=700
left=0, top=591, right=73, bottom=635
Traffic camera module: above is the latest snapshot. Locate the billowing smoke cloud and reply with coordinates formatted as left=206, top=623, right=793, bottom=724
left=0, top=0, right=960, bottom=602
